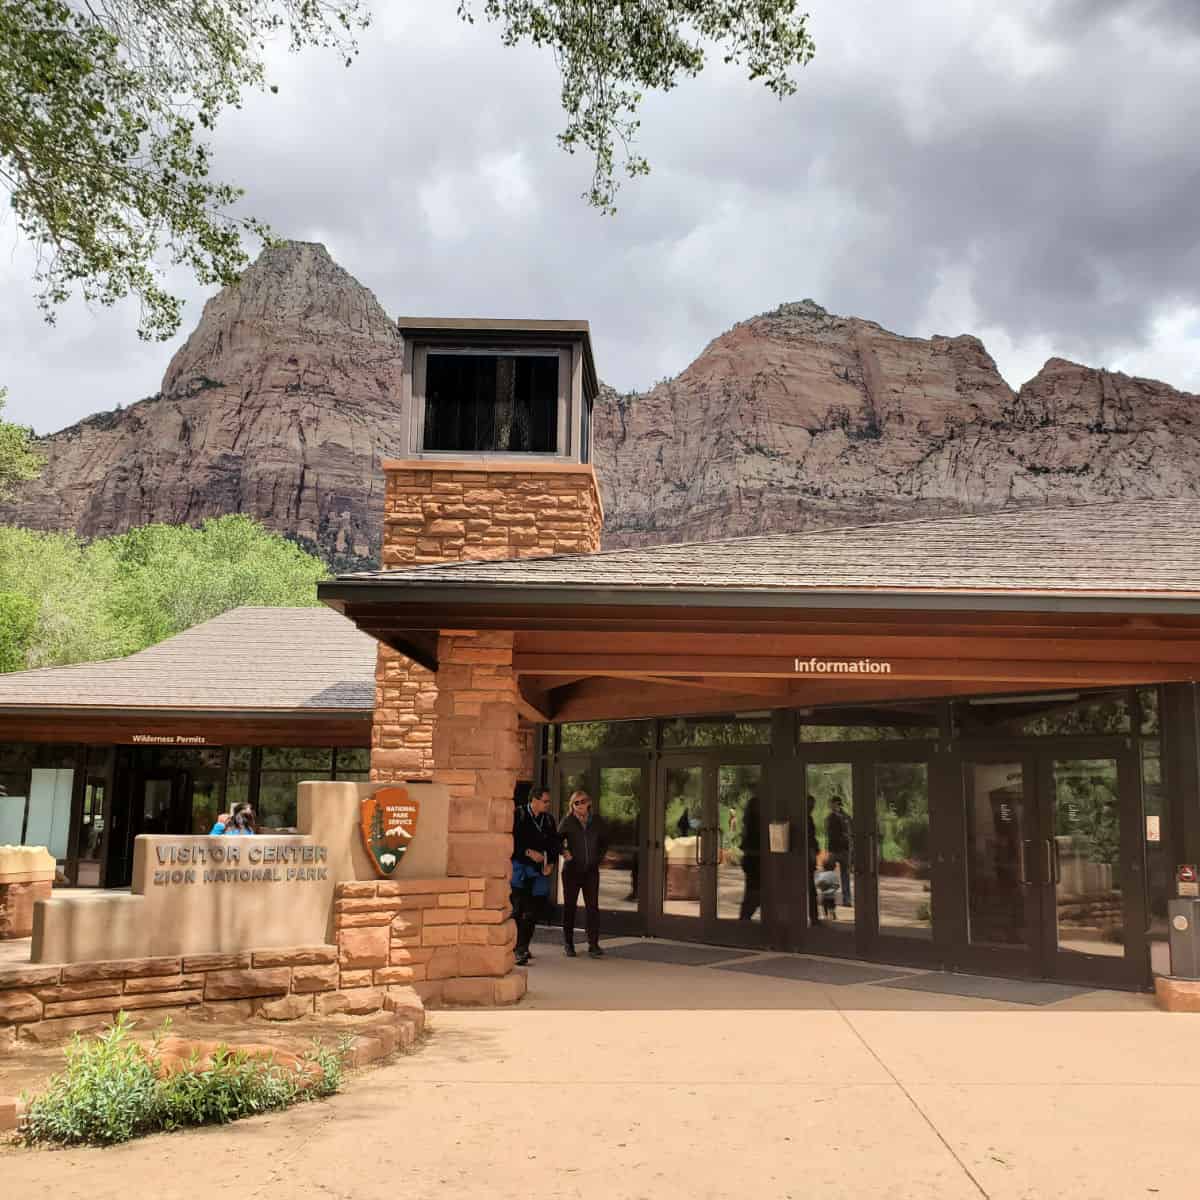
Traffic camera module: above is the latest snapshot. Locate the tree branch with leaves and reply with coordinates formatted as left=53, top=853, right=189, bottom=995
left=0, top=0, right=814, bottom=342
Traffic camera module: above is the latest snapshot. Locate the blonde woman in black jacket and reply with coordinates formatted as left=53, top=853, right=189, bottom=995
left=557, top=790, right=608, bottom=958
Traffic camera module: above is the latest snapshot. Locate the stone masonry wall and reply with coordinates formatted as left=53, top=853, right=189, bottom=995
left=0, top=944, right=357, bottom=1050
left=370, top=460, right=603, bottom=786
left=334, top=877, right=524, bottom=1008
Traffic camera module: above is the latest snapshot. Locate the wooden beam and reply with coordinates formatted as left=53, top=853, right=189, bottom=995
left=514, top=628, right=1200, bottom=666
left=512, top=652, right=1190, bottom=686
left=516, top=677, right=553, bottom=723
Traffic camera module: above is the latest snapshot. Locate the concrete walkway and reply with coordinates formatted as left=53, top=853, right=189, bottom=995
left=3, top=940, right=1196, bottom=1199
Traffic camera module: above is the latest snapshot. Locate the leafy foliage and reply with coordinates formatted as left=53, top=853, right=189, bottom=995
left=21, top=1013, right=344, bottom=1146
left=461, top=1, right=816, bottom=212
left=0, top=0, right=368, bottom=340
left=0, top=514, right=328, bottom=672
left=0, top=388, right=43, bottom=500
left=2, top=1, right=813, bottom=338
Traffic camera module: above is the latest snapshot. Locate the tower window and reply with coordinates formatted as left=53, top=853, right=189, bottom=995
left=422, top=353, right=559, bottom=453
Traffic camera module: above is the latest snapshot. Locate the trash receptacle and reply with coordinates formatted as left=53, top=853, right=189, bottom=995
left=1167, top=899, right=1200, bottom=979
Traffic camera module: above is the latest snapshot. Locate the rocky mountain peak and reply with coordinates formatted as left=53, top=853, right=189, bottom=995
left=162, top=240, right=399, bottom=402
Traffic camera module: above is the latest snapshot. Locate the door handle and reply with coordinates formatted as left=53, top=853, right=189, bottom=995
left=1045, top=839, right=1060, bottom=885
left=1020, top=839, right=1035, bottom=886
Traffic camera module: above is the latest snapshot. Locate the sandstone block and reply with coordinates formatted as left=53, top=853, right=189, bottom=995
left=339, top=925, right=390, bottom=968
left=335, top=881, right=378, bottom=899
left=459, top=926, right=489, bottom=945
left=0, top=964, right=61, bottom=990
left=374, top=966, right=416, bottom=985
left=256, top=994, right=315, bottom=1021
left=122, top=975, right=203, bottom=995
left=458, top=945, right=513, bottom=978
left=421, top=925, right=460, bottom=947
left=336, top=896, right=410, bottom=914
left=448, top=834, right=513, bottom=880
left=291, top=963, right=340, bottom=993
left=390, top=914, right=422, bottom=936
left=0, top=1095, right=23, bottom=1132
left=494, top=970, right=528, bottom=1006
left=335, top=911, right=395, bottom=929
left=0, top=991, right=43, bottom=1023
left=346, top=1034, right=386, bottom=1068
left=41, top=996, right=120, bottom=1019
left=198, top=1000, right=256, bottom=1022
left=0, top=1025, right=16, bottom=1055
left=113, top=990, right=203, bottom=1013
left=389, top=946, right=435, bottom=966
left=439, top=892, right=471, bottom=908
left=19, top=1013, right=114, bottom=1043
left=62, top=956, right=181, bottom=983
left=339, top=969, right=374, bottom=989
left=182, top=952, right=252, bottom=972
left=34, top=980, right=121, bottom=1002
left=339, top=988, right=385, bottom=1015
left=423, top=908, right=465, bottom=927
left=252, top=946, right=337, bottom=967
left=413, top=981, right=444, bottom=1008
left=426, top=948, right=460, bottom=980
left=441, top=977, right=497, bottom=1006
left=1156, top=976, right=1200, bottom=1012
left=203, top=968, right=291, bottom=1000
left=384, top=986, right=426, bottom=1032
left=466, top=908, right=507, bottom=925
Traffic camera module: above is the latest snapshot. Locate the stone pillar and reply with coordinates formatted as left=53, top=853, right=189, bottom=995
left=370, top=461, right=603, bottom=785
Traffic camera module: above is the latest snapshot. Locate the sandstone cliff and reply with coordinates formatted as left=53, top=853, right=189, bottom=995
left=592, top=300, right=1200, bottom=546
left=3, top=254, right=1197, bottom=562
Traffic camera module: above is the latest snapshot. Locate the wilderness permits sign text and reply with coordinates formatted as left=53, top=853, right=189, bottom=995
left=361, top=786, right=420, bottom=877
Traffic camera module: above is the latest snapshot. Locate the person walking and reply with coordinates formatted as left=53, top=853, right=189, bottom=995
left=510, top=787, right=558, bottom=966
left=558, top=789, right=607, bottom=958
left=825, top=794, right=852, bottom=906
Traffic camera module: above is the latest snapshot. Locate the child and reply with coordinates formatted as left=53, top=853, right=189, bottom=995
left=814, top=851, right=840, bottom=919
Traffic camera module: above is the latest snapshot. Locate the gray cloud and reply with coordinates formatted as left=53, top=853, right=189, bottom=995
left=2, top=1, right=1199, bottom=434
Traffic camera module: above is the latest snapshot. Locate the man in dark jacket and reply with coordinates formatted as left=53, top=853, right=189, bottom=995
left=511, top=787, right=558, bottom=966
left=557, top=789, right=607, bottom=958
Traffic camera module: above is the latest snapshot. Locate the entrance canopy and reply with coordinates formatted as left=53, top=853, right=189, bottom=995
left=320, top=500, right=1200, bottom=722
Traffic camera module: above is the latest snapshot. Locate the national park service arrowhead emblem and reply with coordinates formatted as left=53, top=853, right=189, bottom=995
left=360, top=786, right=420, bottom=877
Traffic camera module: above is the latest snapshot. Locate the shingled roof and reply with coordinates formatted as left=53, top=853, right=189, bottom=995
left=322, top=500, right=1200, bottom=606
left=0, top=607, right=376, bottom=712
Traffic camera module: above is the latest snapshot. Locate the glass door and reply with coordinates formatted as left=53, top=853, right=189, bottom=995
left=1038, top=748, right=1147, bottom=988
left=957, top=753, right=1041, bottom=977
left=651, top=759, right=768, bottom=946
left=863, top=755, right=941, bottom=965
left=953, top=744, right=1148, bottom=988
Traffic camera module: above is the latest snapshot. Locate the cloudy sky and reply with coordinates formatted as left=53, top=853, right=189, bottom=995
left=2, top=0, right=1199, bottom=432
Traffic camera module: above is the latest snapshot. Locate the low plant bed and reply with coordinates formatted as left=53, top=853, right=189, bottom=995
left=19, top=1013, right=347, bottom=1146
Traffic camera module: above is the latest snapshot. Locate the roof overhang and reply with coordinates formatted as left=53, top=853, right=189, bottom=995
left=318, top=578, right=1200, bottom=721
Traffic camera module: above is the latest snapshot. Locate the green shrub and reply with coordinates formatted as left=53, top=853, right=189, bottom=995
left=22, top=1014, right=344, bottom=1146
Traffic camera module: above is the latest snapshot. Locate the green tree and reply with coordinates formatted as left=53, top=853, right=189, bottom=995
left=0, top=527, right=122, bottom=668
left=96, top=514, right=329, bottom=649
left=0, top=515, right=328, bottom=671
left=1, top=0, right=814, bottom=340
left=0, top=388, right=43, bottom=499
left=0, top=590, right=38, bottom=671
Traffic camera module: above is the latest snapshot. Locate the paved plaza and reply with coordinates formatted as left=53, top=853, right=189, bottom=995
left=3, top=938, right=1195, bottom=1199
